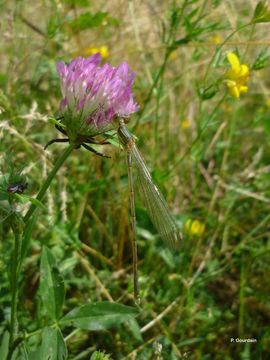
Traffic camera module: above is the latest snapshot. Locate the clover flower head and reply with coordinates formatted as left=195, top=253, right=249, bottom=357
left=56, top=53, right=139, bottom=140
left=224, top=52, right=249, bottom=99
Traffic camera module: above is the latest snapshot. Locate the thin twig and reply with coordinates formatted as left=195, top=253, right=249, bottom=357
left=140, top=297, right=180, bottom=334
left=218, top=178, right=270, bottom=204
left=81, top=243, right=113, bottom=267
left=77, top=251, right=114, bottom=302
left=86, top=204, right=114, bottom=245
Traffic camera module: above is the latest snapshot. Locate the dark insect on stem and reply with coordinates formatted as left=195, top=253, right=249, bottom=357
left=7, top=183, right=28, bottom=194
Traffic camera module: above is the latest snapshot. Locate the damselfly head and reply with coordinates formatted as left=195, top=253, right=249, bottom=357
left=114, top=113, right=131, bottom=125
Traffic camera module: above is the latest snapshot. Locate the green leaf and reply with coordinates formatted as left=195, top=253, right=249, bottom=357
left=60, top=302, right=139, bottom=331
left=0, top=188, right=9, bottom=200
left=252, top=1, right=270, bottom=23
left=252, top=49, right=270, bottom=70
left=212, top=48, right=222, bottom=67
left=12, top=344, right=29, bottom=359
left=39, top=246, right=65, bottom=320
left=27, top=196, right=47, bottom=210
left=21, top=213, right=37, bottom=260
left=47, top=16, right=61, bottom=38
left=197, top=83, right=218, bottom=101
left=0, top=331, right=9, bottom=360
left=39, top=327, right=67, bottom=360
left=14, top=194, right=46, bottom=210
left=173, top=36, right=190, bottom=48
left=127, top=318, right=143, bottom=342
left=69, top=11, right=108, bottom=32
left=179, top=337, right=204, bottom=347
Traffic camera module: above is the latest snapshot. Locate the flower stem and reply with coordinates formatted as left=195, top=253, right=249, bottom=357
left=24, top=144, right=75, bottom=223
left=9, top=232, right=21, bottom=347
left=21, top=144, right=74, bottom=261
left=7, top=144, right=74, bottom=357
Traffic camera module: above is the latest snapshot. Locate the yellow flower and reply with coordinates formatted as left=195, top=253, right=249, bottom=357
left=99, top=45, right=109, bottom=58
left=224, top=52, right=249, bottom=99
left=83, top=46, right=99, bottom=56
left=169, top=50, right=178, bottom=61
left=181, top=119, right=190, bottom=129
left=211, top=34, right=222, bottom=45
left=82, top=46, right=109, bottom=58
left=185, top=219, right=205, bottom=236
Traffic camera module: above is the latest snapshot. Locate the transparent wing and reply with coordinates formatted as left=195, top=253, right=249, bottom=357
left=130, top=144, right=183, bottom=251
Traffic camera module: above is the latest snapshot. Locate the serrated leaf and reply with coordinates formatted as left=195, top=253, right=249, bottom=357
left=39, top=327, right=67, bottom=360
left=60, top=302, right=139, bottom=331
left=39, top=246, right=65, bottom=321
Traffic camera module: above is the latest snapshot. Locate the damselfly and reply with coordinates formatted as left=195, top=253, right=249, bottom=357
left=46, top=117, right=183, bottom=299
left=117, top=119, right=183, bottom=299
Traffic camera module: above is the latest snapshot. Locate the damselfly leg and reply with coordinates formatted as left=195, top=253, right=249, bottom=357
left=126, top=148, right=139, bottom=300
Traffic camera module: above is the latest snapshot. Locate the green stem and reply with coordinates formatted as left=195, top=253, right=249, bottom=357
left=21, top=144, right=74, bottom=261
left=141, top=51, right=170, bottom=119
left=25, top=322, right=58, bottom=340
left=24, top=144, right=75, bottom=224
left=239, top=253, right=246, bottom=336
left=154, top=51, right=170, bottom=161
left=7, top=144, right=74, bottom=357
left=10, top=232, right=21, bottom=347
